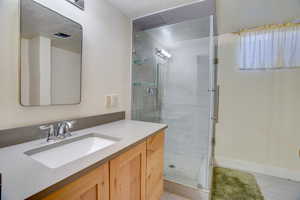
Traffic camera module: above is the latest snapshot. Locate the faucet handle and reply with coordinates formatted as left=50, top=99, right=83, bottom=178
left=58, top=120, right=77, bottom=138
left=66, top=120, right=76, bottom=129
left=40, top=124, right=54, bottom=131
left=40, top=124, right=56, bottom=142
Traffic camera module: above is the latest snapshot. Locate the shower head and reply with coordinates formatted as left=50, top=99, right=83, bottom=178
left=155, top=48, right=172, bottom=60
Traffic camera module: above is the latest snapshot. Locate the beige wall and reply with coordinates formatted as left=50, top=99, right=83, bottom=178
left=215, top=33, right=300, bottom=172
left=51, top=47, right=81, bottom=105
left=0, top=0, right=131, bottom=130
left=217, top=0, right=300, bottom=34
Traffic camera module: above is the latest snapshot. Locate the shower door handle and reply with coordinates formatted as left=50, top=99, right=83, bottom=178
left=146, top=88, right=157, bottom=96
left=214, top=85, right=220, bottom=123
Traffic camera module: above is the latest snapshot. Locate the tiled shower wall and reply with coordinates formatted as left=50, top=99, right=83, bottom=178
left=132, top=31, right=165, bottom=122
left=132, top=22, right=212, bottom=188
left=160, top=38, right=211, bottom=188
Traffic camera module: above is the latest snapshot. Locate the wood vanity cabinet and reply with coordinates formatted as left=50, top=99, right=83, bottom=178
left=109, top=131, right=165, bottom=200
left=146, top=131, right=165, bottom=200
left=42, top=163, right=109, bottom=200
left=35, top=131, right=165, bottom=200
left=110, top=141, right=147, bottom=200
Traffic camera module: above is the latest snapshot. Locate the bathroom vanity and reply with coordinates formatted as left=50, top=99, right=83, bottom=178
left=0, top=120, right=167, bottom=200
left=35, top=131, right=164, bottom=200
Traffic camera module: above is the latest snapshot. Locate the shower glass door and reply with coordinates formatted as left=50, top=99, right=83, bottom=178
left=132, top=15, right=216, bottom=190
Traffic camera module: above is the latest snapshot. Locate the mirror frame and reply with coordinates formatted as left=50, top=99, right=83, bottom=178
left=19, top=0, right=83, bottom=107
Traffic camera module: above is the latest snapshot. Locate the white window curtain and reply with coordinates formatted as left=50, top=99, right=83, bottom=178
left=239, top=25, right=300, bottom=70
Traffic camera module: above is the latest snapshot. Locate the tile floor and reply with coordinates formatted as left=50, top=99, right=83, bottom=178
left=255, top=173, right=300, bottom=200
left=162, top=173, right=300, bottom=200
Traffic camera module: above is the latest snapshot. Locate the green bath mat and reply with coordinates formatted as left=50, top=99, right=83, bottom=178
left=211, top=167, right=264, bottom=200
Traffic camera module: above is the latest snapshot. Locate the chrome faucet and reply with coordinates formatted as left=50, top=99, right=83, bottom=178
left=57, top=120, right=76, bottom=138
left=39, top=120, right=76, bottom=142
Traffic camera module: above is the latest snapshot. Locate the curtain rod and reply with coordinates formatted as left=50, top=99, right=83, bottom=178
left=233, top=21, right=300, bottom=35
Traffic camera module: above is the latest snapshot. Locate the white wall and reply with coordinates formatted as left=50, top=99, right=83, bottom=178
left=23, top=36, right=52, bottom=106
left=0, top=0, right=131, bottom=130
left=21, top=40, right=81, bottom=105
left=21, top=36, right=52, bottom=106
left=51, top=47, right=81, bottom=105
left=38, top=36, right=51, bottom=105
left=215, top=33, right=300, bottom=179
left=215, top=0, right=300, bottom=179
left=217, top=0, right=300, bottom=34
left=21, top=39, right=30, bottom=105
left=28, top=36, right=41, bottom=105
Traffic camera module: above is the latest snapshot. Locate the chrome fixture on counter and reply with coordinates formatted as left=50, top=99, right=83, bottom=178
left=58, top=121, right=76, bottom=138
left=40, top=121, right=76, bottom=142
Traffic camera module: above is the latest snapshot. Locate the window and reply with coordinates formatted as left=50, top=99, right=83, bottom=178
left=239, top=25, right=300, bottom=70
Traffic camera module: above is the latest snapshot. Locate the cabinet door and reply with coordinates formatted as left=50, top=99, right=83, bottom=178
left=110, top=142, right=147, bottom=200
left=146, top=131, right=165, bottom=200
left=42, top=163, right=109, bottom=200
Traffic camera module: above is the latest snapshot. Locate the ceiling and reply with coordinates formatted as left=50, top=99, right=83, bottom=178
left=105, top=0, right=203, bottom=19
left=21, top=0, right=82, bottom=53
left=144, top=17, right=210, bottom=49
left=133, top=1, right=215, bottom=31
left=107, top=0, right=300, bottom=34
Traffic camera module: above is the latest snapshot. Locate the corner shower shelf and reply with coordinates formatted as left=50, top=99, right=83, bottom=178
left=133, top=58, right=151, bottom=65
left=133, top=82, right=156, bottom=87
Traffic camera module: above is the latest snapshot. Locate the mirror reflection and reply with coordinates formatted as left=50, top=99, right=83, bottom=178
left=66, top=0, right=85, bottom=10
left=20, top=0, right=82, bottom=106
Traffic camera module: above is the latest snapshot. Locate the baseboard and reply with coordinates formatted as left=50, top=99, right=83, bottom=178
left=215, top=156, right=300, bottom=182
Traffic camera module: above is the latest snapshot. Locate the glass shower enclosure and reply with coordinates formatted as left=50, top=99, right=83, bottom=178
left=132, top=15, right=216, bottom=190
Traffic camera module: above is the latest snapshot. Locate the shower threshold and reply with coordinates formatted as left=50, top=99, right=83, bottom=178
left=164, top=179, right=210, bottom=200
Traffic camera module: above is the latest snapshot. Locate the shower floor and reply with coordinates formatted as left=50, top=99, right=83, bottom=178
left=164, top=152, right=209, bottom=188
left=162, top=104, right=211, bottom=188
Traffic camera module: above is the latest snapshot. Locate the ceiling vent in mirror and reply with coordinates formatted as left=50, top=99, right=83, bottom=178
left=54, top=32, right=71, bottom=39
left=66, top=0, right=84, bottom=10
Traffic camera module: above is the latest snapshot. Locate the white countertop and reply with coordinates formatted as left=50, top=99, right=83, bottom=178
left=0, top=120, right=167, bottom=200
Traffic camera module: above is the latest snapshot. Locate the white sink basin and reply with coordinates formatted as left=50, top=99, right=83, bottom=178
left=25, top=134, right=120, bottom=169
